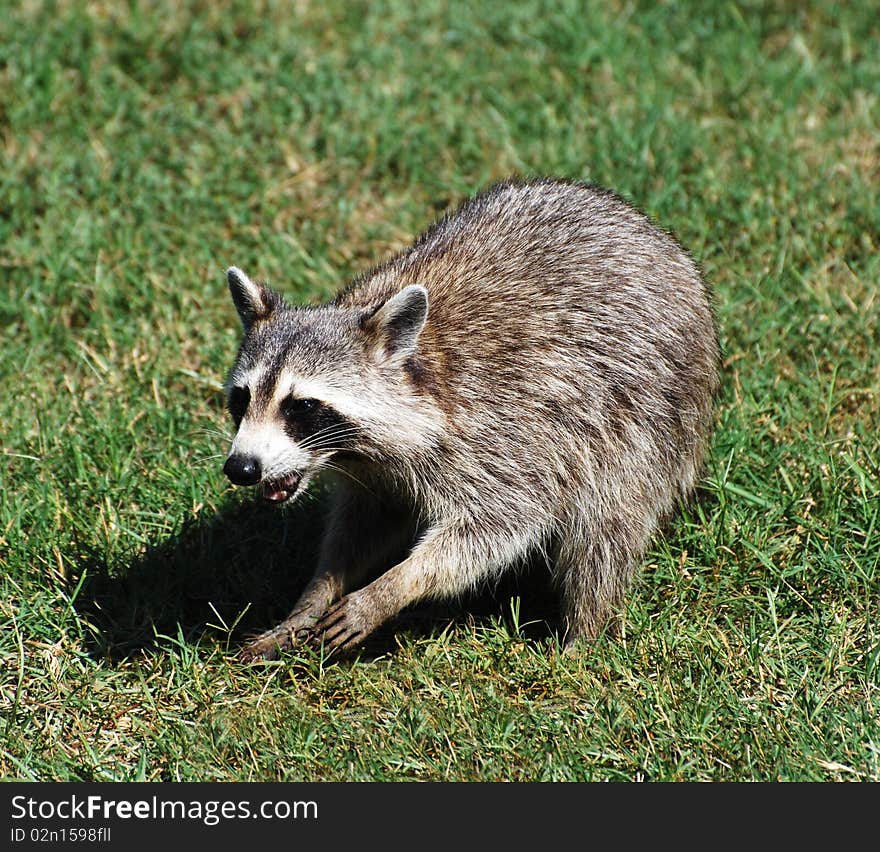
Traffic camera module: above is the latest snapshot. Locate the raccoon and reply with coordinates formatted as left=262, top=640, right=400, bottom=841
left=222, top=178, right=720, bottom=661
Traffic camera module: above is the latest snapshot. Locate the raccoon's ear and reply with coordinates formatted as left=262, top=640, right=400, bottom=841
left=227, top=267, right=284, bottom=331
left=362, top=284, right=429, bottom=362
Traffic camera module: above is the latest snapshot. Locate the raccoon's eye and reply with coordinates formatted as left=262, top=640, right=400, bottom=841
left=228, top=386, right=250, bottom=425
left=281, top=396, right=320, bottom=419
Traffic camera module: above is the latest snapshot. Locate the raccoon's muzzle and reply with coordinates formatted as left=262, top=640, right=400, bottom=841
left=224, top=454, right=302, bottom=503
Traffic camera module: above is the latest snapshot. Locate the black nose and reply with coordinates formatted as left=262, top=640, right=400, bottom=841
left=223, top=455, right=262, bottom=486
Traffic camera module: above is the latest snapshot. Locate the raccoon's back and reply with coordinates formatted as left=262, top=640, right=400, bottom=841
left=337, top=178, right=719, bottom=418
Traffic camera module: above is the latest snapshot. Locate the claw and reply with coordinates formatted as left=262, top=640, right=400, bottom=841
left=236, top=633, right=285, bottom=663
left=236, top=621, right=301, bottom=663
left=309, top=591, right=377, bottom=656
left=314, top=598, right=349, bottom=633
left=236, top=594, right=333, bottom=663
left=315, top=611, right=344, bottom=634
left=332, top=632, right=364, bottom=654
left=325, top=625, right=348, bottom=644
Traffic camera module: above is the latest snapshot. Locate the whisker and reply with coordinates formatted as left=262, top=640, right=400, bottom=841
left=301, top=426, right=361, bottom=443
left=298, top=422, right=362, bottom=447
left=298, top=422, right=348, bottom=441
left=193, top=427, right=233, bottom=440
left=300, top=436, right=362, bottom=453
left=192, top=453, right=226, bottom=465
left=320, top=461, right=376, bottom=497
left=308, top=421, right=360, bottom=437
left=305, top=446, right=356, bottom=455
left=299, top=425, right=362, bottom=451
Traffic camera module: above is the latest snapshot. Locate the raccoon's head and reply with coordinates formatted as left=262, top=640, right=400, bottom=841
left=221, top=266, right=439, bottom=503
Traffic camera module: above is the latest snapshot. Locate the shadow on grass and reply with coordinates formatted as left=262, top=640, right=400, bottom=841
left=72, top=493, right=560, bottom=663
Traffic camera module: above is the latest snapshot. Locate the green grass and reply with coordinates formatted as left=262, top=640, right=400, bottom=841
left=1, top=0, right=878, bottom=781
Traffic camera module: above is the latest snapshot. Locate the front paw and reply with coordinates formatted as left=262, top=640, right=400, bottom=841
left=313, top=591, right=381, bottom=655
left=236, top=601, right=329, bottom=663
left=237, top=627, right=293, bottom=663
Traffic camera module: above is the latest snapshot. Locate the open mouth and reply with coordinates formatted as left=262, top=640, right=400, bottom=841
left=260, top=472, right=302, bottom=503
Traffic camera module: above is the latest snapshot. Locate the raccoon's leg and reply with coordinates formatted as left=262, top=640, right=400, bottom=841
left=238, top=480, right=416, bottom=662
left=313, top=520, right=543, bottom=654
left=552, top=508, right=648, bottom=651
